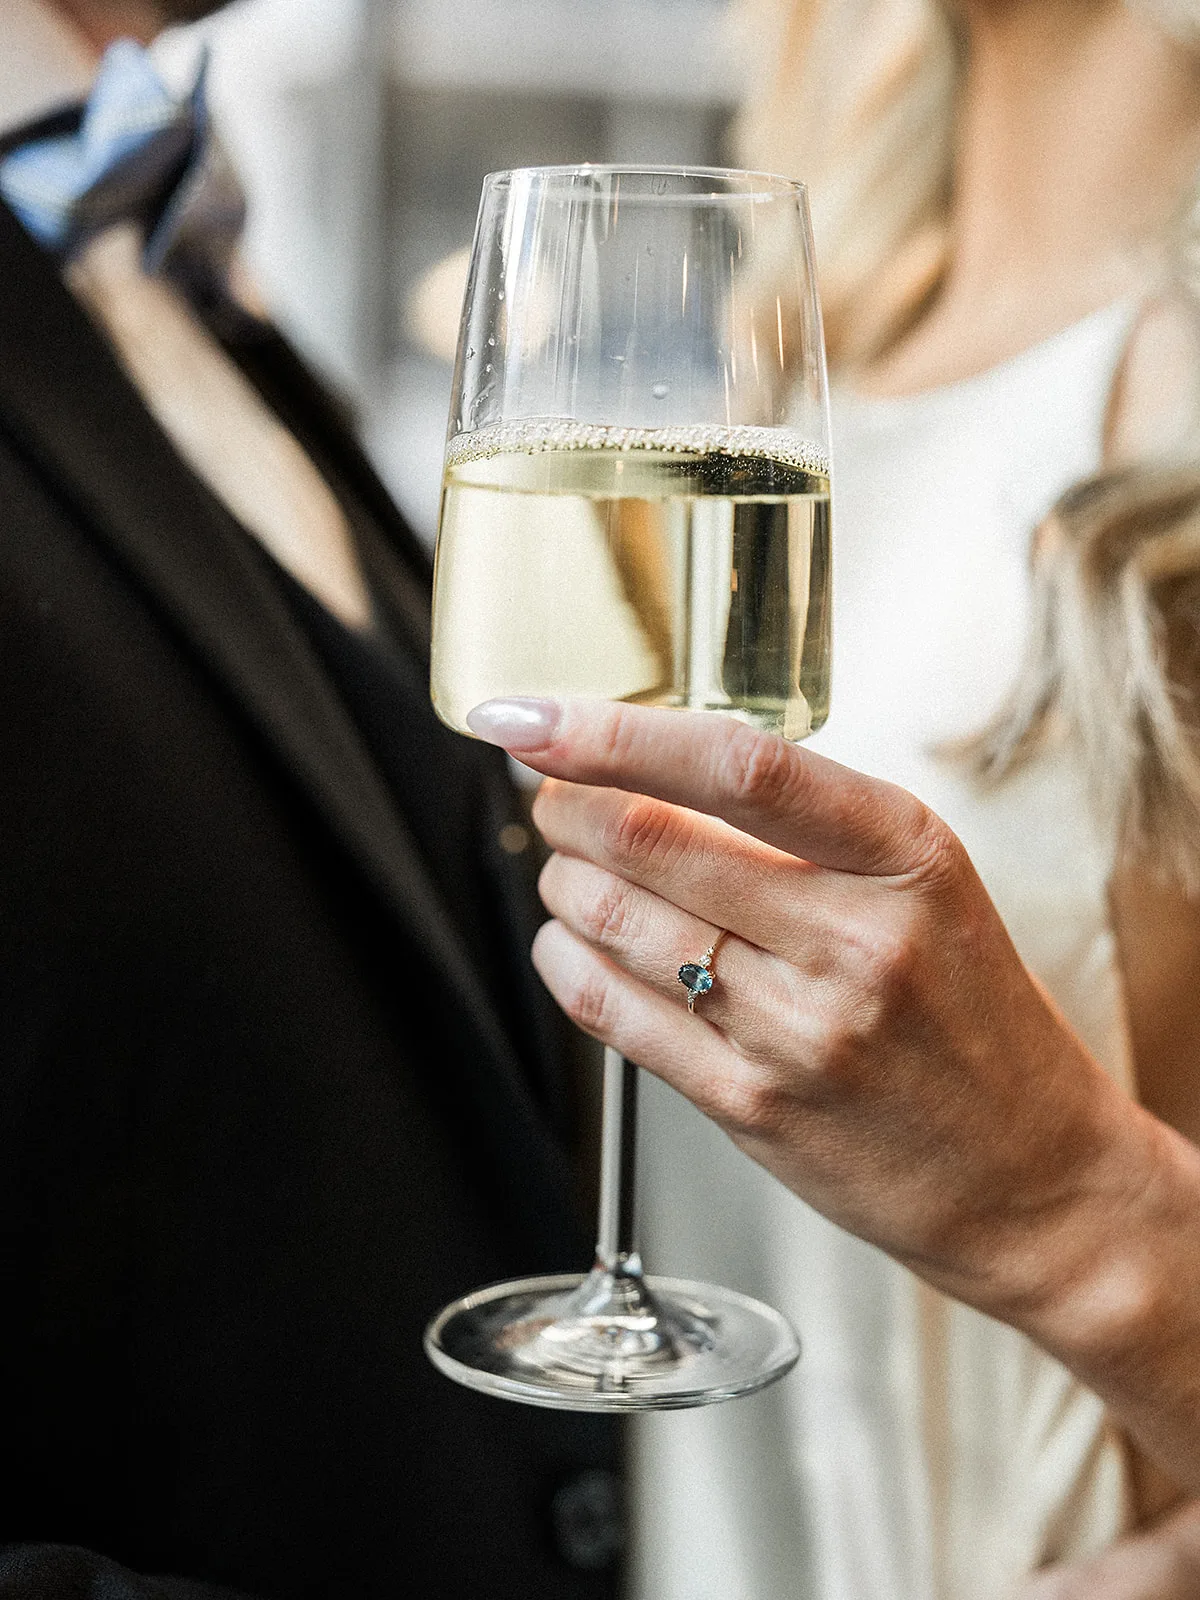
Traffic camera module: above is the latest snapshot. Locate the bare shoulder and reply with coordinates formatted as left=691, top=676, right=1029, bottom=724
left=1106, top=291, right=1200, bottom=465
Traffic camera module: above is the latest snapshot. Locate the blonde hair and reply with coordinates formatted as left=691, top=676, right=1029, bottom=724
left=734, top=0, right=1200, bottom=888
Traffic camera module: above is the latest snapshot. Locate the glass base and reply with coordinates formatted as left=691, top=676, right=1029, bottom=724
left=424, top=1264, right=800, bottom=1412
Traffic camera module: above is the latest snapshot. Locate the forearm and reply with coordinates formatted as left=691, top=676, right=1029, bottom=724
left=1009, top=1107, right=1200, bottom=1496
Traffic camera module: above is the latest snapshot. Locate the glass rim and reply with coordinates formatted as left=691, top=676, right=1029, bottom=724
left=481, top=163, right=809, bottom=201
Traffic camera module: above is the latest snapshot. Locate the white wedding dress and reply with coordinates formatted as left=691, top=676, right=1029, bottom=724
left=631, top=300, right=1141, bottom=1600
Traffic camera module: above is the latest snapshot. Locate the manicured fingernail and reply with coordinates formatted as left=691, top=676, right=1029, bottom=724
left=466, top=697, right=563, bottom=751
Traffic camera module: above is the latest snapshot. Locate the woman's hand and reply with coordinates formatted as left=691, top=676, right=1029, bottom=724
left=467, top=695, right=1200, bottom=1491
left=1017, top=1499, right=1200, bottom=1598
left=469, top=695, right=1149, bottom=1320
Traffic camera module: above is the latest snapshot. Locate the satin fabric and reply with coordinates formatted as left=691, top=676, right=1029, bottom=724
left=631, top=301, right=1140, bottom=1600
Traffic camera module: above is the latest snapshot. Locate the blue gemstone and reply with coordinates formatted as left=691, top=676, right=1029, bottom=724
left=678, top=963, right=714, bottom=997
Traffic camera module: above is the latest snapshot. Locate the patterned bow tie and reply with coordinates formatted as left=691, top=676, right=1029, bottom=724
left=0, top=39, right=245, bottom=291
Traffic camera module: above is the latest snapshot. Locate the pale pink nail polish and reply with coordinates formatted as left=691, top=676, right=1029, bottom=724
left=466, top=697, right=563, bottom=751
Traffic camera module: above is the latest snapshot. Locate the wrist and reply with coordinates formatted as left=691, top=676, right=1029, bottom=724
left=1001, top=1104, right=1200, bottom=1489
left=1016, top=1107, right=1183, bottom=1356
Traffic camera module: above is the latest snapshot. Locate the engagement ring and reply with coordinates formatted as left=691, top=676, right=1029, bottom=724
left=678, top=942, right=719, bottom=1013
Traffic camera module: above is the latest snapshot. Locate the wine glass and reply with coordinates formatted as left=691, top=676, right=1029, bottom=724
left=424, top=165, right=830, bottom=1410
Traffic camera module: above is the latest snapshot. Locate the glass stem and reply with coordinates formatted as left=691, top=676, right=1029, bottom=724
left=595, top=1046, right=641, bottom=1277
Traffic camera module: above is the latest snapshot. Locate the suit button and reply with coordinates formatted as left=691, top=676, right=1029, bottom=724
left=551, top=1467, right=624, bottom=1571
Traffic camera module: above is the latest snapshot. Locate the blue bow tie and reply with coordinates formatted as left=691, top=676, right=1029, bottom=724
left=0, top=39, right=245, bottom=289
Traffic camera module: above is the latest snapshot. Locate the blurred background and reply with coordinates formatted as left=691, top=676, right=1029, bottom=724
left=164, top=0, right=743, bottom=544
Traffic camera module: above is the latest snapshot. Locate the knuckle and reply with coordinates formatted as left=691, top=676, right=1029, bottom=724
left=562, top=964, right=620, bottom=1039
left=606, top=796, right=684, bottom=873
left=595, top=704, right=642, bottom=772
left=808, top=1013, right=864, bottom=1092
left=779, top=989, right=873, bottom=1100
left=904, top=808, right=966, bottom=887
left=719, top=724, right=806, bottom=813
left=707, top=1061, right=792, bottom=1140
left=579, top=874, right=639, bottom=948
left=855, top=922, right=921, bottom=1001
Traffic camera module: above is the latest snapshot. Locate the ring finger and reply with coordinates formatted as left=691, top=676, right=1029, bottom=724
left=538, top=850, right=823, bottom=1067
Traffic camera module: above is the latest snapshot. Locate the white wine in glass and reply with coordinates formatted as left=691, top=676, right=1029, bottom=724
left=433, top=421, right=830, bottom=741
left=425, top=166, right=830, bottom=1412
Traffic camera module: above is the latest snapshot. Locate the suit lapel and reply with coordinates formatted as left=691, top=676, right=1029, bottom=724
left=0, top=199, right=551, bottom=1147
left=211, top=314, right=439, bottom=659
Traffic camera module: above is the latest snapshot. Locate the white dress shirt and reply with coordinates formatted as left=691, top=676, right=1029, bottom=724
left=0, top=0, right=372, bottom=631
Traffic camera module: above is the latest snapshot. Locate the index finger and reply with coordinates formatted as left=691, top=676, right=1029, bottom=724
left=466, top=697, right=939, bottom=877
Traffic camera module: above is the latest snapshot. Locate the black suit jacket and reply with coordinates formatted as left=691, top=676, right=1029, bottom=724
left=0, top=198, right=619, bottom=1599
